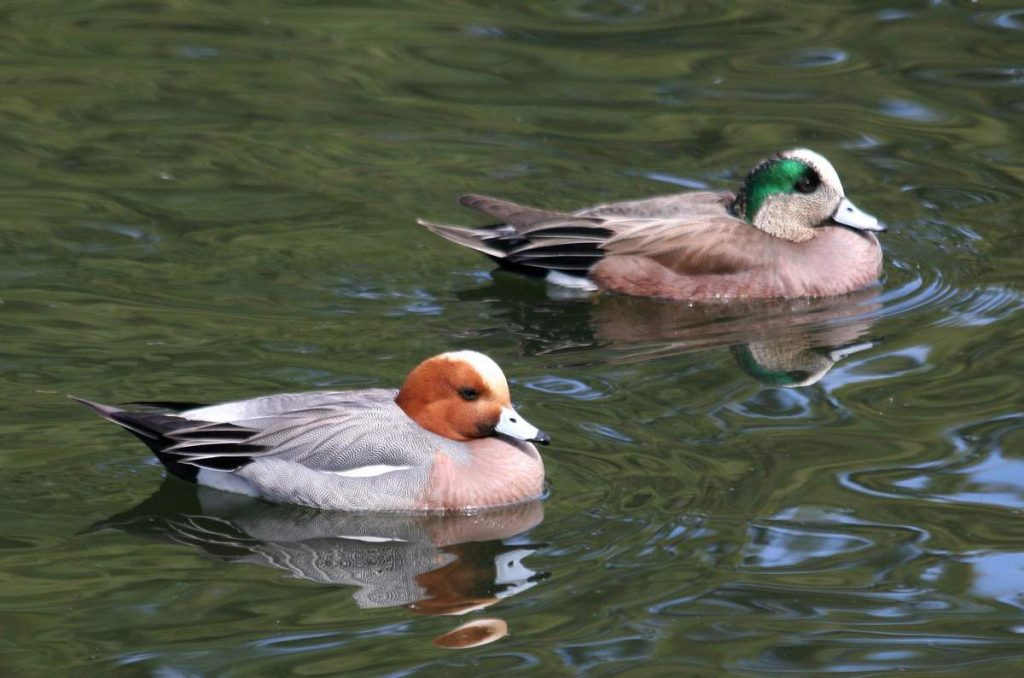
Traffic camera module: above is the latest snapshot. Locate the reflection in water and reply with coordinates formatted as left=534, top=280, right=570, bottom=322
left=464, top=272, right=881, bottom=386
left=432, top=618, right=509, bottom=649
left=97, top=481, right=546, bottom=648
left=730, top=338, right=875, bottom=388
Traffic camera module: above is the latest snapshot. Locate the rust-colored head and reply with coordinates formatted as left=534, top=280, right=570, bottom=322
left=395, top=351, right=549, bottom=445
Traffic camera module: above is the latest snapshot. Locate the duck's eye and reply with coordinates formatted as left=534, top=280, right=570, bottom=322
left=458, top=387, right=480, bottom=401
left=795, top=173, right=820, bottom=194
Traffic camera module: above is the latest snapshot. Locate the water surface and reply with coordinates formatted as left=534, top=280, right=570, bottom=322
left=1, top=0, right=1023, bottom=675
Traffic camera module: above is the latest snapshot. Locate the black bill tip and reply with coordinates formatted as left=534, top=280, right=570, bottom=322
left=531, top=431, right=551, bottom=446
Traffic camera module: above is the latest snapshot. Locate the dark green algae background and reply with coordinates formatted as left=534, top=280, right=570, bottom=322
left=1, top=0, right=1023, bottom=675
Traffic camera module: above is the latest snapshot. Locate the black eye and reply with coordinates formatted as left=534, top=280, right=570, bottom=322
left=795, top=172, right=820, bottom=194
left=458, top=387, right=479, bottom=401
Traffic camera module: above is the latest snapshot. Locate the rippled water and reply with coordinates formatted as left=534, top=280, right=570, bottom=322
left=1, top=0, right=1022, bottom=674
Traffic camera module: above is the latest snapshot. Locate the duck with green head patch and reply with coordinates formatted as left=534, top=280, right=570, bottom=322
left=418, top=149, right=885, bottom=301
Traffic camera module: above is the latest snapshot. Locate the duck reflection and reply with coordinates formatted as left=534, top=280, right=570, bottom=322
left=98, top=480, right=546, bottom=647
left=730, top=338, right=874, bottom=388
left=463, top=271, right=881, bottom=386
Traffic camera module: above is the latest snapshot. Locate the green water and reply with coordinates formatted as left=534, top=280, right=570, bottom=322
left=2, top=0, right=1023, bottom=674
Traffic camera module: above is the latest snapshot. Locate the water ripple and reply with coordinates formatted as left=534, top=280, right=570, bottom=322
left=979, top=8, right=1024, bottom=31
left=728, top=47, right=857, bottom=75
left=841, top=414, right=1024, bottom=511
left=521, top=375, right=609, bottom=400
left=907, top=65, right=1024, bottom=89
left=879, top=98, right=947, bottom=123
left=2, top=0, right=1023, bottom=675
left=936, top=286, right=1024, bottom=327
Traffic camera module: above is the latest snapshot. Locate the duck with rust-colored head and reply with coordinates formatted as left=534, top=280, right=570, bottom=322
left=418, top=149, right=885, bottom=301
left=73, top=351, right=550, bottom=511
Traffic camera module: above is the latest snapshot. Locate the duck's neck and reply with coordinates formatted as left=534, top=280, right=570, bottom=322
left=728, top=187, right=751, bottom=223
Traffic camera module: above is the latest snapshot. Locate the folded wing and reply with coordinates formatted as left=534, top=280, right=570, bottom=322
left=419, top=191, right=771, bottom=277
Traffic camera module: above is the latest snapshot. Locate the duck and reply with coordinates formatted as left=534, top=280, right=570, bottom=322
left=72, top=351, right=550, bottom=512
left=418, top=149, right=886, bottom=301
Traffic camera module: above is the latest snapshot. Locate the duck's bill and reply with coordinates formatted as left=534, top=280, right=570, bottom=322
left=496, top=407, right=551, bottom=445
left=827, top=340, right=876, bottom=363
left=832, top=197, right=886, bottom=232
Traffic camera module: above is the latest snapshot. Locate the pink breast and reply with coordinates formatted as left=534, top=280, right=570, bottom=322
left=419, top=438, right=545, bottom=511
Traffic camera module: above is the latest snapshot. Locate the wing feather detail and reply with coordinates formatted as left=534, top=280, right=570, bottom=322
left=419, top=190, right=765, bottom=277
left=72, top=390, right=444, bottom=476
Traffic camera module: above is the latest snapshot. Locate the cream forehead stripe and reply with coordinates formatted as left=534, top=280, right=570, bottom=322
left=785, top=148, right=844, bottom=194
left=441, top=350, right=509, bottom=392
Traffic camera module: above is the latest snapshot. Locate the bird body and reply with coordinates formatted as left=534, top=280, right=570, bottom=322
left=74, top=351, right=549, bottom=512
left=419, top=149, right=885, bottom=301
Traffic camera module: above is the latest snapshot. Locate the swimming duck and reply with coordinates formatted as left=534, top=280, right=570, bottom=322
left=418, top=149, right=885, bottom=301
left=73, top=351, right=550, bottom=512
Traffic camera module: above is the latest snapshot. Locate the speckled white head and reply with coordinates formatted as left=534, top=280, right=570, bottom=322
left=732, top=148, right=884, bottom=242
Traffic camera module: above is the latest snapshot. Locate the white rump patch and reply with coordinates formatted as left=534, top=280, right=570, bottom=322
left=546, top=270, right=598, bottom=292
left=330, top=464, right=412, bottom=478
left=197, top=468, right=260, bottom=497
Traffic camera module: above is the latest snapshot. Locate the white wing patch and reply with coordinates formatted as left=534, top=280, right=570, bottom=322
left=180, top=402, right=252, bottom=422
left=335, top=535, right=409, bottom=543
left=197, top=468, right=260, bottom=497
left=546, top=270, right=599, bottom=291
left=329, top=464, right=413, bottom=478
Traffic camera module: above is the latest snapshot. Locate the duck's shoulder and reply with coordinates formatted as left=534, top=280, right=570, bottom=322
left=180, top=388, right=398, bottom=423
left=598, top=206, right=779, bottom=278
left=235, top=391, right=467, bottom=473
left=576, top=190, right=733, bottom=219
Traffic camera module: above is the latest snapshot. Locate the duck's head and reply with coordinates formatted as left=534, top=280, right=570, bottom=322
left=730, top=149, right=885, bottom=242
left=395, top=351, right=550, bottom=445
